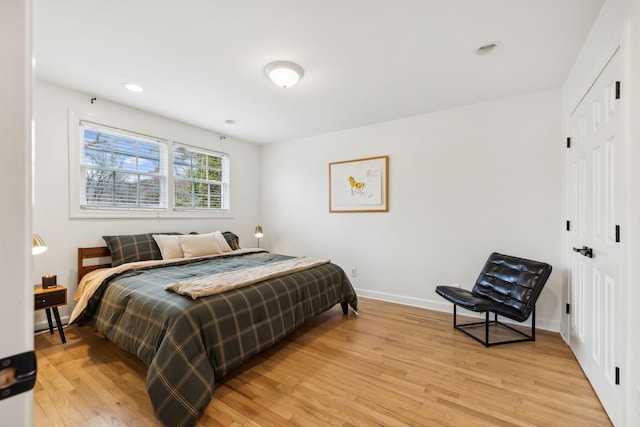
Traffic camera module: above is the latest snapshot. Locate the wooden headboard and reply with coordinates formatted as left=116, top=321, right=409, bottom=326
left=77, top=246, right=112, bottom=283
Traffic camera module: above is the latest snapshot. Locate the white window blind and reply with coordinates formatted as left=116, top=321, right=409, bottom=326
left=173, top=143, right=230, bottom=210
left=79, top=121, right=168, bottom=209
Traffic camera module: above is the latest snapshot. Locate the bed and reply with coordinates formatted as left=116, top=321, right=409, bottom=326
left=71, top=231, right=358, bottom=427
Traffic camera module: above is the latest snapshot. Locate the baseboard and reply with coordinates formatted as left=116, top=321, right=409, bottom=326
left=34, top=314, right=69, bottom=334
left=560, top=330, right=569, bottom=344
left=36, top=293, right=560, bottom=334
left=354, top=288, right=560, bottom=332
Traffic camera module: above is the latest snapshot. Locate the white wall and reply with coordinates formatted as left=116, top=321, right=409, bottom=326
left=562, top=0, right=640, bottom=425
left=261, top=89, right=564, bottom=331
left=33, top=81, right=262, bottom=328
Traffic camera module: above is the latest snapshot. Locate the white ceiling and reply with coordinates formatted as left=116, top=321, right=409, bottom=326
left=34, top=0, right=604, bottom=144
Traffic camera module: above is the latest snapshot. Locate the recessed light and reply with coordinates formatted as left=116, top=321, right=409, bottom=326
left=123, top=82, right=144, bottom=92
left=475, top=42, right=502, bottom=56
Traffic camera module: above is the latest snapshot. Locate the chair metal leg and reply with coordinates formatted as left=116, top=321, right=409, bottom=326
left=485, top=312, right=490, bottom=346
left=532, top=309, right=535, bottom=340
left=451, top=304, right=537, bottom=347
left=453, top=305, right=457, bottom=327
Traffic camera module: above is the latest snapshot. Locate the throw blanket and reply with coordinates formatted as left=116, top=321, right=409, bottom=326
left=165, top=256, right=330, bottom=299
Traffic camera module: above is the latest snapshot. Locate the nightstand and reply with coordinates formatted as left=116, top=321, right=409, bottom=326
left=34, top=285, right=67, bottom=343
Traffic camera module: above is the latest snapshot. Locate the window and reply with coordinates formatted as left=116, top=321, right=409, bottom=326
left=173, top=143, right=230, bottom=210
left=79, top=121, right=168, bottom=209
left=70, top=116, right=231, bottom=218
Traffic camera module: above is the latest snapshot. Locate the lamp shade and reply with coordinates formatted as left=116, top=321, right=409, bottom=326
left=32, top=234, right=47, bottom=255
left=264, top=61, right=304, bottom=88
left=255, top=225, right=264, bottom=238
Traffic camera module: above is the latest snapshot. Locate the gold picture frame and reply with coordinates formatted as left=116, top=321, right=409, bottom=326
left=329, top=155, right=389, bottom=212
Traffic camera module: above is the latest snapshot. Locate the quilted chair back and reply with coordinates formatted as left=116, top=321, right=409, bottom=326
left=471, top=252, right=552, bottom=322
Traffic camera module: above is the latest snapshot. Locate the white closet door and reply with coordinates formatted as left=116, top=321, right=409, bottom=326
left=567, top=49, right=624, bottom=426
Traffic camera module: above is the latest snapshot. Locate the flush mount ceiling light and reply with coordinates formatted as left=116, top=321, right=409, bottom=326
left=264, top=61, right=304, bottom=88
left=123, top=82, right=144, bottom=92
left=475, top=42, right=503, bottom=56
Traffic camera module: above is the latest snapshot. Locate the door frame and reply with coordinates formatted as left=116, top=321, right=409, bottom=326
left=0, top=0, right=34, bottom=425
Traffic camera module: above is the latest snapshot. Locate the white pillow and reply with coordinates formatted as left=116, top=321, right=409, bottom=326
left=153, top=234, right=184, bottom=259
left=213, top=230, right=233, bottom=252
left=178, top=233, right=222, bottom=258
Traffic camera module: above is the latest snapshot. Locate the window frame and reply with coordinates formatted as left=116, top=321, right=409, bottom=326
left=68, top=111, right=232, bottom=219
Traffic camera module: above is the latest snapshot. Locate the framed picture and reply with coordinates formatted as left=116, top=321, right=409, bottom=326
left=329, top=155, right=389, bottom=212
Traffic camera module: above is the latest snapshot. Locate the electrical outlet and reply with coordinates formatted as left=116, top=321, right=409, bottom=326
left=350, top=268, right=357, bottom=277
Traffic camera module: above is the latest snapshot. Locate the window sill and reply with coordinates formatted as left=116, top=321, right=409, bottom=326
left=70, top=207, right=233, bottom=220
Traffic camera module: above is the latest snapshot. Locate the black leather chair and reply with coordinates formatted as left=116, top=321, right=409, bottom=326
left=435, top=252, right=552, bottom=347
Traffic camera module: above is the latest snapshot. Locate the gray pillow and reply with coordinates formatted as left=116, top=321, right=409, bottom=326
left=222, top=231, right=240, bottom=250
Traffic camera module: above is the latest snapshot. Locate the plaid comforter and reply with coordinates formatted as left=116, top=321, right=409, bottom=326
left=74, top=252, right=358, bottom=427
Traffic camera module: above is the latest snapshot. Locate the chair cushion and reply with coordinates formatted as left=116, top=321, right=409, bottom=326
left=436, top=286, right=483, bottom=309
left=437, top=285, right=534, bottom=321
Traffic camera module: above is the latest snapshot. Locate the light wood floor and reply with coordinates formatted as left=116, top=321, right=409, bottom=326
left=34, top=298, right=611, bottom=426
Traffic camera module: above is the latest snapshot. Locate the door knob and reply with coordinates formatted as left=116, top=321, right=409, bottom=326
left=572, top=246, right=594, bottom=258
